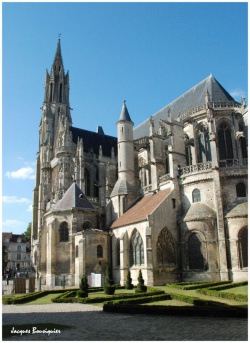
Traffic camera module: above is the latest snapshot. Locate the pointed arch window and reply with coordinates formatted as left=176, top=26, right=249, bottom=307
left=218, top=122, right=234, bottom=160
left=116, top=239, right=120, bottom=266
left=188, top=233, right=205, bottom=270
left=59, top=83, right=63, bottom=103
left=157, top=228, right=176, bottom=266
left=239, top=136, right=248, bottom=158
left=34, top=251, right=37, bottom=265
left=49, top=83, right=53, bottom=102
left=192, top=188, right=201, bottom=203
left=197, top=125, right=211, bottom=163
left=238, top=227, right=248, bottom=268
left=59, top=221, right=69, bottom=242
left=130, top=230, right=144, bottom=266
left=93, top=165, right=99, bottom=197
left=75, top=245, right=79, bottom=258
left=84, top=168, right=91, bottom=196
left=236, top=183, right=246, bottom=198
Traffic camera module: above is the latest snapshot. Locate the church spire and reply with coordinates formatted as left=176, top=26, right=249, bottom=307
left=51, top=38, right=64, bottom=75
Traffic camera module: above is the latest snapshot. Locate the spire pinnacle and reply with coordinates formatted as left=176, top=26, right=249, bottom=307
left=52, top=38, right=64, bottom=73
left=118, top=100, right=132, bottom=122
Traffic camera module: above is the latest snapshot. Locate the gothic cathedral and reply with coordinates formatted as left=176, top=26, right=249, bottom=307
left=31, top=40, right=248, bottom=288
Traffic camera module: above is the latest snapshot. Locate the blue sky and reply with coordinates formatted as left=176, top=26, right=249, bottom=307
left=2, top=2, right=248, bottom=235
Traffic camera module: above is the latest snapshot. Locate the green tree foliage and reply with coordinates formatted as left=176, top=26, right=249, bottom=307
left=2, top=245, right=8, bottom=274
left=78, top=275, right=89, bottom=298
left=125, top=269, right=134, bottom=289
left=104, top=265, right=115, bottom=295
left=23, top=222, right=31, bottom=241
left=135, top=269, right=147, bottom=293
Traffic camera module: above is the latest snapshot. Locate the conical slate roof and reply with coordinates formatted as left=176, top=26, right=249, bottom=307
left=134, top=75, right=240, bottom=139
left=54, top=182, right=96, bottom=211
left=118, top=100, right=132, bottom=122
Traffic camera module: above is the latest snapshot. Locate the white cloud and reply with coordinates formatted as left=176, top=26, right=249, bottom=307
left=27, top=204, right=33, bottom=212
left=230, top=89, right=246, bottom=99
left=2, top=219, right=26, bottom=228
left=5, top=166, right=35, bottom=180
left=2, top=196, right=30, bottom=204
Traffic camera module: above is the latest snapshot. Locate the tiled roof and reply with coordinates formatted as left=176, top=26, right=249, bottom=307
left=134, top=75, right=239, bottom=139
left=70, top=126, right=117, bottom=158
left=54, top=182, right=96, bottom=211
left=111, top=189, right=171, bottom=228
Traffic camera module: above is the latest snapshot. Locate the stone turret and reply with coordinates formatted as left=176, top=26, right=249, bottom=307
left=110, top=101, right=139, bottom=218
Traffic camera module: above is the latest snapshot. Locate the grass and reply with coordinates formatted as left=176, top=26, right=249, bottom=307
left=2, top=323, right=73, bottom=339
left=24, top=293, right=63, bottom=305
left=219, top=286, right=247, bottom=295
left=154, top=285, right=248, bottom=308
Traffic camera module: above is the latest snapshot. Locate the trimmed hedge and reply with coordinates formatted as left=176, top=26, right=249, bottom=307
left=3, top=289, right=74, bottom=304
left=168, top=281, right=232, bottom=290
left=202, top=281, right=248, bottom=291
left=52, top=289, right=164, bottom=304
left=196, top=288, right=248, bottom=302
left=105, top=294, right=171, bottom=306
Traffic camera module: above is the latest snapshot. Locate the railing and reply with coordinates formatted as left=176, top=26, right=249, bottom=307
left=219, top=159, right=248, bottom=168
left=159, top=173, right=171, bottom=183
left=180, top=162, right=212, bottom=176
left=179, top=101, right=241, bottom=121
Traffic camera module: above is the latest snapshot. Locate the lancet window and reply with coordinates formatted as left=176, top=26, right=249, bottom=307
left=130, top=230, right=144, bottom=266
left=156, top=228, right=176, bottom=266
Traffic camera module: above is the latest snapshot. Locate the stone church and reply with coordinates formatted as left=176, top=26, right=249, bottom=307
left=31, top=40, right=248, bottom=287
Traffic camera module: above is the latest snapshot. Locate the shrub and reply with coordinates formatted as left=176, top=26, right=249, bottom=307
left=77, top=275, right=89, bottom=298
left=135, top=270, right=147, bottom=293
left=103, top=265, right=115, bottom=295
left=125, top=270, right=134, bottom=290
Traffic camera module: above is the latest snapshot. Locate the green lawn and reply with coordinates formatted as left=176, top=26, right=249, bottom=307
left=219, top=286, right=248, bottom=295
left=154, top=285, right=248, bottom=307
left=24, top=293, right=63, bottom=305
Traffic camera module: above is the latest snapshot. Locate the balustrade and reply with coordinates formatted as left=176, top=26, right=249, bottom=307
left=180, top=162, right=212, bottom=175
left=219, top=158, right=248, bottom=168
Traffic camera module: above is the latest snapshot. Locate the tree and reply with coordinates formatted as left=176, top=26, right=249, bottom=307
left=135, top=269, right=147, bottom=293
left=23, top=222, right=31, bottom=241
left=2, top=245, right=8, bottom=276
left=78, top=275, right=89, bottom=298
left=103, top=265, right=115, bottom=295
left=125, top=269, right=134, bottom=289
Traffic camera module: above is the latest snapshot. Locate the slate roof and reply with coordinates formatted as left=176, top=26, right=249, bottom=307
left=70, top=126, right=117, bottom=157
left=2, top=233, right=27, bottom=243
left=118, top=100, right=132, bottom=122
left=111, top=189, right=171, bottom=228
left=180, top=203, right=216, bottom=222
left=134, top=75, right=240, bottom=139
left=54, top=182, right=96, bottom=211
left=225, top=201, right=248, bottom=218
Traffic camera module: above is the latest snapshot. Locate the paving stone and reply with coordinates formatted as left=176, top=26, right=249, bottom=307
left=2, top=304, right=248, bottom=341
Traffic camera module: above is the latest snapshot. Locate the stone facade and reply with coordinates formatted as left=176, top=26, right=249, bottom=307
left=31, top=40, right=248, bottom=287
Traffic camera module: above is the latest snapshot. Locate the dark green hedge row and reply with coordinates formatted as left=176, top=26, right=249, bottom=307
left=52, top=289, right=164, bottom=304
left=103, top=303, right=247, bottom=318
left=204, top=281, right=248, bottom=291
left=104, top=294, right=171, bottom=306
left=168, top=281, right=231, bottom=290
left=196, top=288, right=248, bottom=302
left=3, top=289, right=75, bottom=304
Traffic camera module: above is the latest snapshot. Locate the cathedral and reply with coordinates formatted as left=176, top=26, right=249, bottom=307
left=31, top=40, right=248, bottom=288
